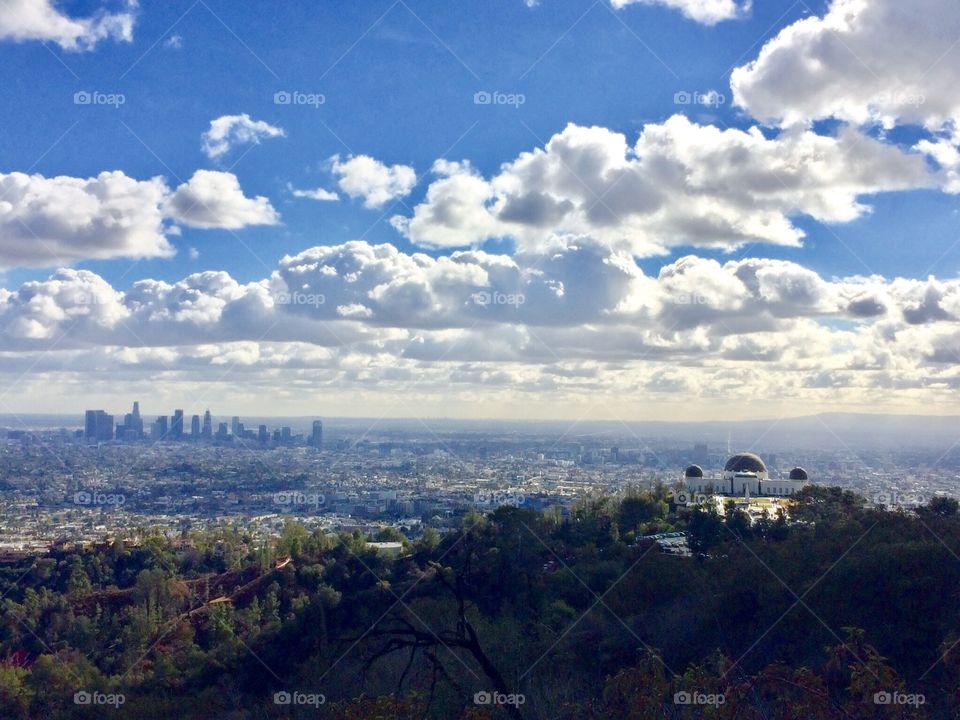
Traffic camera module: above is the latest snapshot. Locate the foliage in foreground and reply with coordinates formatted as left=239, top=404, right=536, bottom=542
left=0, top=486, right=959, bottom=718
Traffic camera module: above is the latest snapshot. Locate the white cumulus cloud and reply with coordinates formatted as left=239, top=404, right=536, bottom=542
left=0, top=0, right=137, bottom=50
left=332, top=155, right=417, bottom=209
left=731, top=0, right=960, bottom=131
left=166, top=170, right=280, bottom=229
left=289, top=184, right=339, bottom=202
left=0, top=170, right=172, bottom=268
left=201, top=114, right=285, bottom=160
left=611, top=0, right=750, bottom=25
left=394, top=117, right=931, bottom=254
left=0, top=168, right=283, bottom=268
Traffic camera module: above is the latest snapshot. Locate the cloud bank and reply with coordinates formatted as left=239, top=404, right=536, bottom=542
left=2, top=239, right=959, bottom=415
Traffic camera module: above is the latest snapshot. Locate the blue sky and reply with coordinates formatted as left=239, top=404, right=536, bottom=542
left=2, top=0, right=960, bottom=419
left=3, top=0, right=893, bottom=289
left=3, top=0, right=954, bottom=289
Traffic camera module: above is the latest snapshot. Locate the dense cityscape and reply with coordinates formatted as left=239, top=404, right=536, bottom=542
left=2, top=405, right=958, bottom=561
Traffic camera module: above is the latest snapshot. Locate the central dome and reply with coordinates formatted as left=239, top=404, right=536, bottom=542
left=724, top=452, right=767, bottom=474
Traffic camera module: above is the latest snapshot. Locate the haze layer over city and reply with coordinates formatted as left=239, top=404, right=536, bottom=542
left=2, top=0, right=960, bottom=718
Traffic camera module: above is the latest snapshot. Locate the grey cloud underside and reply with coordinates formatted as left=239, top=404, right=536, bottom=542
left=0, top=170, right=278, bottom=268
left=393, top=117, right=933, bottom=254
left=731, top=0, right=960, bottom=130
left=730, top=0, right=960, bottom=193
left=1, top=240, right=959, bottom=384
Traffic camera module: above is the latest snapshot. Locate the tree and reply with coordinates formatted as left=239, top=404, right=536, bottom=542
left=0, top=665, right=32, bottom=719
left=790, top=485, right=867, bottom=523
left=923, top=496, right=959, bottom=517
left=375, top=527, right=409, bottom=545
left=724, top=501, right=753, bottom=540
left=278, top=520, right=309, bottom=558
left=354, top=564, right=522, bottom=720
left=262, top=582, right=281, bottom=628
left=66, top=556, right=91, bottom=597
left=686, top=506, right=723, bottom=553
left=415, top=528, right=441, bottom=557
left=618, top=493, right=666, bottom=532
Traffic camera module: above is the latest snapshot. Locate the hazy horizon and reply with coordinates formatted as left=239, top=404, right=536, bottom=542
left=7, top=409, right=960, bottom=450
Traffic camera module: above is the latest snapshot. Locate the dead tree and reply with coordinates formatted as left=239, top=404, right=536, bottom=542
left=350, top=562, right=523, bottom=719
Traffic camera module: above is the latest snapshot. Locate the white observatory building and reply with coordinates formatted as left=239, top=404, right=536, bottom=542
left=682, top=452, right=809, bottom=498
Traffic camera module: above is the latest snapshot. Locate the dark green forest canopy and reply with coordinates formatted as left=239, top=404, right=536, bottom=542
left=0, top=486, right=958, bottom=719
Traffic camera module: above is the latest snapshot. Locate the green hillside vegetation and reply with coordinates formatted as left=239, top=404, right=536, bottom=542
left=1, top=485, right=958, bottom=719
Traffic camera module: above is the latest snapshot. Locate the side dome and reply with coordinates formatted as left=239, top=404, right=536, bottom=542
left=684, top=464, right=703, bottom=478
left=724, top=452, right=766, bottom=474
left=788, top=467, right=808, bottom=481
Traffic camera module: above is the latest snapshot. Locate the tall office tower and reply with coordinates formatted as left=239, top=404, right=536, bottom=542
left=231, top=416, right=240, bottom=437
left=98, top=412, right=114, bottom=442
left=117, top=400, right=144, bottom=440
left=216, top=422, right=228, bottom=440
left=202, top=409, right=212, bottom=439
left=281, top=426, right=292, bottom=444
left=272, top=428, right=281, bottom=444
left=121, top=412, right=134, bottom=439
left=171, top=409, right=184, bottom=440
left=258, top=424, right=268, bottom=443
left=130, top=401, right=143, bottom=438
left=84, top=410, right=114, bottom=442
left=191, top=414, right=201, bottom=438
left=311, top=420, right=323, bottom=449
left=113, top=400, right=144, bottom=442
left=153, top=415, right=168, bottom=441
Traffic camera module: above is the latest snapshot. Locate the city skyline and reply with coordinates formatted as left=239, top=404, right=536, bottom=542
left=82, top=399, right=323, bottom=446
